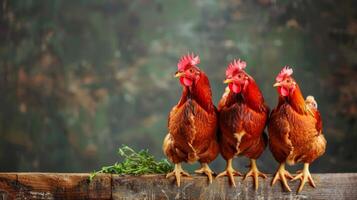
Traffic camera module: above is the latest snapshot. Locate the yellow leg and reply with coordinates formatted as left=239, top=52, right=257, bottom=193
left=292, top=163, right=316, bottom=193
left=195, top=163, right=214, bottom=184
left=166, top=163, right=190, bottom=187
left=216, top=159, right=242, bottom=187
left=243, top=159, right=267, bottom=191
left=271, top=163, right=293, bottom=192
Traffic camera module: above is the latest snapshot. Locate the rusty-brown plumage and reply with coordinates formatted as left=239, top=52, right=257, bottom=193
left=269, top=67, right=326, bottom=193
left=217, top=59, right=269, bottom=190
left=163, top=53, right=219, bottom=186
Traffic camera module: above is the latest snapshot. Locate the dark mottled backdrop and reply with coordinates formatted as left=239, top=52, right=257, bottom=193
left=0, top=0, right=356, bottom=173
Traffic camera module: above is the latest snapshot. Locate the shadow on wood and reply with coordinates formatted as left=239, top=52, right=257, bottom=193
left=0, top=173, right=356, bottom=199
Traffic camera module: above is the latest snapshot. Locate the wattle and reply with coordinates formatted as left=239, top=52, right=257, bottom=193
left=229, top=83, right=241, bottom=93
left=180, top=77, right=193, bottom=86
left=279, top=86, right=289, bottom=96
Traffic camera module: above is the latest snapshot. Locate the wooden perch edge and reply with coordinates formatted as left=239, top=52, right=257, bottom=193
left=0, top=173, right=356, bottom=200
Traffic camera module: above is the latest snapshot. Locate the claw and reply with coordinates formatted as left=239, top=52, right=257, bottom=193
left=166, top=163, right=190, bottom=187
left=243, top=159, right=267, bottom=191
left=292, top=163, right=316, bottom=193
left=216, top=159, right=242, bottom=187
left=195, top=163, right=214, bottom=184
left=271, top=163, right=293, bottom=192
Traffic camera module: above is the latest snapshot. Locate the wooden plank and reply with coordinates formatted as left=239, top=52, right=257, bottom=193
left=0, top=174, right=18, bottom=200
left=0, top=173, right=111, bottom=200
left=88, top=174, right=112, bottom=199
left=112, top=173, right=357, bottom=200
left=0, top=173, right=356, bottom=199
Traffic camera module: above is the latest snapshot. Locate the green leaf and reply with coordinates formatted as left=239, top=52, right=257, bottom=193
left=89, top=145, right=173, bottom=181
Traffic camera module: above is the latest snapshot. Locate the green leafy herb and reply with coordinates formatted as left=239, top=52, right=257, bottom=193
left=89, top=145, right=173, bottom=181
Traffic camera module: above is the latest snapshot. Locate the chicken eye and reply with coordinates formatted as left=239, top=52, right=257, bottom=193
left=189, top=69, right=194, bottom=73
left=286, top=79, right=290, bottom=83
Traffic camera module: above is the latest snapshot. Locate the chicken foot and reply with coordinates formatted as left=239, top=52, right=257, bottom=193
left=166, top=163, right=190, bottom=187
left=292, top=163, right=316, bottom=193
left=195, top=163, right=214, bottom=184
left=216, top=158, right=242, bottom=187
left=271, top=163, right=293, bottom=192
left=243, top=159, right=267, bottom=190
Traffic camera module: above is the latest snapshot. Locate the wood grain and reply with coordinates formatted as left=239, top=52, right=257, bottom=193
left=0, top=173, right=111, bottom=200
left=0, top=173, right=356, bottom=199
left=112, top=173, right=357, bottom=200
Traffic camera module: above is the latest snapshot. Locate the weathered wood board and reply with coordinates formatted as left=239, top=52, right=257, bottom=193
left=0, top=173, right=111, bottom=200
left=113, top=173, right=357, bottom=200
left=0, top=173, right=356, bottom=199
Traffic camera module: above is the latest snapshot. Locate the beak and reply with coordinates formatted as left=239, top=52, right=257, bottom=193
left=273, top=82, right=282, bottom=87
left=174, top=71, right=185, bottom=78
left=223, top=79, right=233, bottom=84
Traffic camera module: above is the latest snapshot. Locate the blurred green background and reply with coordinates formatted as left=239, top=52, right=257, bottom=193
left=0, top=0, right=356, bottom=173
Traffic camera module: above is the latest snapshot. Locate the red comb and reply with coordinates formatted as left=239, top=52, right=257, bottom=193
left=177, top=53, right=200, bottom=71
left=225, top=59, right=247, bottom=77
left=276, top=66, right=293, bottom=82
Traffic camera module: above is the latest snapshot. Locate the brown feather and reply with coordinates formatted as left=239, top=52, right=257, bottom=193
left=218, top=78, right=269, bottom=161
left=268, top=86, right=326, bottom=164
left=163, top=72, right=219, bottom=164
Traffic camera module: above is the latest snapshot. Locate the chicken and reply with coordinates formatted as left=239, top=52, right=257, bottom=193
left=163, top=53, right=219, bottom=186
left=269, top=67, right=326, bottom=193
left=217, top=59, right=269, bottom=190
